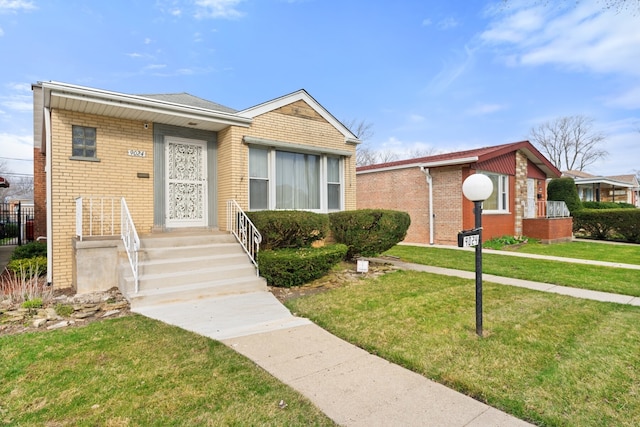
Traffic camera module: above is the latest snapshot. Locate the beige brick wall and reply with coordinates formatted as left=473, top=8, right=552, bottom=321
left=356, top=166, right=463, bottom=245
left=50, top=110, right=154, bottom=289
left=217, top=104, right=357, bottom=230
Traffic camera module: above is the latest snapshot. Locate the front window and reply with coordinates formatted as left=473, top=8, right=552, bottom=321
left=249, top=146, right=344, bottom=212
left=481, top=172, right=509, bottom=212
left=71, top=125, right=97, bottom=159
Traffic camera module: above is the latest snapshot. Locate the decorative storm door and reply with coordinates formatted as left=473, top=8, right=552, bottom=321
left=526, top=178, right=537, bottom=218
left=165, top=137, right=208, bottom=228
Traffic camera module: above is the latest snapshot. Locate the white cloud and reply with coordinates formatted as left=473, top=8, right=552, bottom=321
left=422, top=18, right=432, bottom=27
left=482, top=0, right=640, bottom=77
left=0, top=27, right=4, bottom=36
left=438, top=17, right=459, bottom=30
left=0, top=132, right=33, bottom=176
left=605, top=85, right=640, bottom=109
left=426, top=44, right=476, bottom=94
left=194, top=0, right=244, bottom=19
left=144, top=38, right=152, bottom=44
left=466, top=103, right=507, bottom=116
left=0, top=0, right=36, bottom=12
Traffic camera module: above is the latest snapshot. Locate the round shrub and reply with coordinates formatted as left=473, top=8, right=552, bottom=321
left=247, top=210, right=329, bottom=250
left=258, top=244, right=348, bottom=287
left=329, top=209, right=411, bottom=259
left=548, top=178, right=582, bottom=213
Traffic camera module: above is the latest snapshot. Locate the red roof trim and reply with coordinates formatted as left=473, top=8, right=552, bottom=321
left=356, top=140, right=561, bottom=178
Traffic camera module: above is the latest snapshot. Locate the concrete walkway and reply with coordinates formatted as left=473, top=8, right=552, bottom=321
left=0, top=245, right=15, bottom=273
left=135, top=291, right=533, bottom=427
left=133, top=249, right=640, bottom=427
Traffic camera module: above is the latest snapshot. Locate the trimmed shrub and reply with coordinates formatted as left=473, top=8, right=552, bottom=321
left=548, top=178, right=582, bottom=213
left=329, top=209, right=411, bottom=259
left=258, top=244, right=348, bottom=287
left=10, top=241, right=47, bottom=260
left=247, top=210, right=329, bottom=250
left=582, top=201, right=636, bottom=209
left=573, top=209, right=640, bottom=243
left=7, top=256, right=47, bottom=275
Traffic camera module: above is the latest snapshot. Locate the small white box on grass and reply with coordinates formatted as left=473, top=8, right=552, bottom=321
left=356, top=259, right=369, bottom=273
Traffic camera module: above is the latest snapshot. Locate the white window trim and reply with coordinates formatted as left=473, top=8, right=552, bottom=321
left=249, top=145, right=344, bottom=213
left=480, top=171, right=510, bottom=214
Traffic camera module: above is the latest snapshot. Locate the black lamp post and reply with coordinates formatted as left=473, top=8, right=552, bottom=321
left=462, top=174, right=493, bottom=337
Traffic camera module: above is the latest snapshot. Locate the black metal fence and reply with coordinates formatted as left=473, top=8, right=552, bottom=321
left=0, top=202, right=35, bottom=246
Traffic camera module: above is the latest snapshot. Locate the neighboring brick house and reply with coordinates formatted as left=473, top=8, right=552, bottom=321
left=563, top=170, right=640, bottom=207
left=357, top=141, right=572, bottom=245
left=33, top=82, right=359, bottom=289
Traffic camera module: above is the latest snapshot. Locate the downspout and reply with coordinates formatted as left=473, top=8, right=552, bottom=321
left=420, top=166, right=434, bottom=245
left=44, top=106, right=53, bottom=286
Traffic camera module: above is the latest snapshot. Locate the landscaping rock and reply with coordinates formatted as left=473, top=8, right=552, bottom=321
left=0, top=287, right=130, bottom=337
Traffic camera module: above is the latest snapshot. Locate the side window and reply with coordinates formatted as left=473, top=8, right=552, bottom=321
left=249, top=147, right=269, bottom=210
left=72, top=125, right=97, bottom=159
left=480, top=172, right=509, bottom=212
left=327, top=156, right=341, bottom=210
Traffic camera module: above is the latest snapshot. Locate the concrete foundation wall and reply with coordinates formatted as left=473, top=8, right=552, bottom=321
left=72, top=237, right=123, bottom=294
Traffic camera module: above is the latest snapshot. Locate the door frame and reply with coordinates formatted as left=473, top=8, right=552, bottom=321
left=165, top=136, right=208, bottom=228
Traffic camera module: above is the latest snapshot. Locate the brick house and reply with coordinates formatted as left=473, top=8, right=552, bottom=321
left=33, top=81, right=359, bottom=290
left=563, top=170, right=640, bottom=207
left=357, top=141, right=573, bottom=246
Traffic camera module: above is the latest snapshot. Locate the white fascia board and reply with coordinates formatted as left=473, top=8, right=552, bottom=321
left=575, top=178, right=635, bottom=188
left=356, top=156, right=478, bottom=175
left=244, top=136, right=353, bottom=157
left=238, top=89, right=360, bottom=143
left=41, top=81, right=252, bottom=127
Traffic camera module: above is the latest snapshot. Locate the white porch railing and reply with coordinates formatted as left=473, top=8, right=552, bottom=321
left=227, top=200, right=261, bottom=274
left=120, top=198, right=140, bottom=293
left=525, top=199, right=571, bottom=219
left=76, top=196, right=140, bottom=292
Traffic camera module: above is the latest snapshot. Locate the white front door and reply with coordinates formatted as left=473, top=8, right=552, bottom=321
left=165, top=137, right=208, bottom=228
left=526, top=178, right=536, bottom=218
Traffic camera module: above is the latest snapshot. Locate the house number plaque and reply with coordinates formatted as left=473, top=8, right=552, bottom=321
left=128, top=149, right=146, bottom=158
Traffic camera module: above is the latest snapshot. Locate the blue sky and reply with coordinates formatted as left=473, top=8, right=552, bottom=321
left=1, top=0, right=638, bottom=180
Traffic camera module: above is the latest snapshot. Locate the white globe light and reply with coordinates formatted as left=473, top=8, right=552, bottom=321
left=462, top=174, right=494, bottom=202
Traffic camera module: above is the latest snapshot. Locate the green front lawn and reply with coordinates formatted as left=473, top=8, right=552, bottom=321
left=0, top=315, right=335, bottom=426
left=385, top=245, right=640, bottom=297
left=287, top=270, right=640, bottom=426
left=506, top=240, right=640, bottom=265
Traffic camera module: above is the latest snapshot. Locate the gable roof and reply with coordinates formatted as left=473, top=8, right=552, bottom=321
left=140, top=93, right=238, bottom=114
left=38, top=81, right=251, bottom=134
left=238, top=89, right=360, bottom=144
left=357, top=140, right=561, bottom=178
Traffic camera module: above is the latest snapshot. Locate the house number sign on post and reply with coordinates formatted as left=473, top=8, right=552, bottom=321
left=457, top=229, right=480, bottom=248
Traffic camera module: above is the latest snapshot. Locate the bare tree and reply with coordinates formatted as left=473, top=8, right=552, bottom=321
left=529, top=115, right=607, bottom=171
left=405, top=147, right=437, bottom=159
left=343, top=118, right=374, bottom=142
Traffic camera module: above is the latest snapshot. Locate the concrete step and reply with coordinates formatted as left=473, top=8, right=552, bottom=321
left=128, top=275, right=267, bottom=309
left=139, top=242, right=246, bottom=262
left=140, top=231, right=236, bottom=249
left=128, top=262, right=257, bottom=291
left=138, top=252, right=250, bottom=276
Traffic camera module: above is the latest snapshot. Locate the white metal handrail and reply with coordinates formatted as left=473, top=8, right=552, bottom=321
left=227, top=200, right=261, bottom=274
left=121, top=198, right=140, bottom=293
left=525, top=199, right=571, bottom=219
left=75, top=196, right=140, bottom=292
